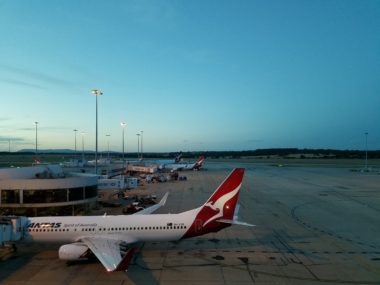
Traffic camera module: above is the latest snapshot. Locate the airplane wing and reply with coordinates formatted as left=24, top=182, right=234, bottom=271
left=81, top=236, right=137, bottom=272
left=133, top=192, right=169, bottom=215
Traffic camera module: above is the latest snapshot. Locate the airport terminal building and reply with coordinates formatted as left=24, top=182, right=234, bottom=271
left=0, top=165, right=98, bottom=216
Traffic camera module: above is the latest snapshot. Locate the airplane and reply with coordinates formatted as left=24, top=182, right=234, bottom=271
left=129, top=151, right=183, bottom=167
left=162, top=156, right=205, bottom=171
left=21, top=168, right=252, bottom=272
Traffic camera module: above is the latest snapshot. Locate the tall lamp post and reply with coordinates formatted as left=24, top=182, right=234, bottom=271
left=136, top=133, right=140, bottom=159
left=365, top=132, right=368, bottom=171
left=140, top=130, right=143, bottom=160
left=120, top=122, right=126, bottom=170
left=91, top=89, right=103, bottom=175
left=106, top=134, right=110, bottom=160
left=81, top=132, right=86, bottom=161
left=34, top=122, right=39, bottom=155
left=73, top=129, right=78, bottom=156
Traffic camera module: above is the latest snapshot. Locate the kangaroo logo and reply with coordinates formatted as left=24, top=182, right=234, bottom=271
left=202, top=184, right=241, bottom=226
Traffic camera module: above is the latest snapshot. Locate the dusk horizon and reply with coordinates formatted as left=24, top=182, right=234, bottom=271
left=1, top=1, right=379, bottom=152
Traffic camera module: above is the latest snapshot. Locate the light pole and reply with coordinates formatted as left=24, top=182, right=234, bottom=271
left=140, top=130, right=143, bottom=160
left=121, top=122, right=126, bottom=169
left=91, top=89, right=103, bottom=175
left=136, top=133, right=140, bottom=159
left=34, top=122, right=39, bottom=155
left=81, top=132, right=86, bottom=161
left=365, top=132, right=368, bottom=171
left=8, top=138, right=11, bottom=153
left=106, top=134, right=110, bottom=160
left=73, top=129, right=78, bottom=156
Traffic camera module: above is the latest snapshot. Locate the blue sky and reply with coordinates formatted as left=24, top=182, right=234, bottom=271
left=0, top=0, right=379, bottom=152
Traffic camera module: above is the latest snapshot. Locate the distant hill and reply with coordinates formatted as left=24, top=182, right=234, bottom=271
left=5, top=148, right=380, bottom=159
left=18, top=149, right=77, bottom=154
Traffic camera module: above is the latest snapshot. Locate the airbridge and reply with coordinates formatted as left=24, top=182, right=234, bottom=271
left=0, top=216, right=28, bottom=245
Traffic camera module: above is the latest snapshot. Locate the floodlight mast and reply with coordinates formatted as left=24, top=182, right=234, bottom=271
left=120, top=122, right=127, bottom=171
left=106, top=134, right=111, bottom=160
left=34, top=122, right=39, bottom=155
left=365, top=132, right=368, bottom=171
left=136, top=133, right=140, bottom=159
left=91, top=89, right=103, bottom=175
left=73, top=129, right=78, bottom=156
left=81, top=132, right=86, bottom=161
left=140, top=130, right=143, bottom=160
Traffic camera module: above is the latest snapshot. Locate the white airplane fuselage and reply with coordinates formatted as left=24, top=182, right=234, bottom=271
left=24, top=209, right=199, bottom=243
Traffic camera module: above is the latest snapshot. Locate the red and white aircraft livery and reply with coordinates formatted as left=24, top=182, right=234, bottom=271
left=24, top=168, right=253, bottom=272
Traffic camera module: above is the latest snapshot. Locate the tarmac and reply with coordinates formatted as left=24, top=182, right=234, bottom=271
left=1, top=161, right=380, bottom=284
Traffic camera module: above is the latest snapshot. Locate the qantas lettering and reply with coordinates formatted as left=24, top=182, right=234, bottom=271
left=28, top=222, right=62, bottom=229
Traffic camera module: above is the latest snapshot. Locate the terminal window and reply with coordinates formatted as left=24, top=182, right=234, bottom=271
left=1, top=189, right=20, bottom=204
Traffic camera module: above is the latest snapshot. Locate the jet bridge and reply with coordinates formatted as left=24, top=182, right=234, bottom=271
left=0, top=216, right=28, bottom=246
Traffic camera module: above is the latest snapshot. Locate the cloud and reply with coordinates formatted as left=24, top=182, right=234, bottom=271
left=17, top=127, right=36, bottom=131
left=17, top=126, right=74, bottom=131
left=0, top=78, right=45, bottom=90
left=0, top=136, right=26, bottom=143
left=0, top=64, right=73, bottom=88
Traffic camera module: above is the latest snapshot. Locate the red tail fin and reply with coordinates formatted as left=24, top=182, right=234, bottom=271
left=182, top=168, right=245, bottom=238
left=192, top=156, right=205, bottom=170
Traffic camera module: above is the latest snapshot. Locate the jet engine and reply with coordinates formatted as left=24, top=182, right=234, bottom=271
left=58, top=243, right=90, bottom=261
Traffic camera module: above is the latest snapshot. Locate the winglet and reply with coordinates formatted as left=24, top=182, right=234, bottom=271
left=133, top=192, right=169, bottom=215
left=159, top=192, right=169, bottom=206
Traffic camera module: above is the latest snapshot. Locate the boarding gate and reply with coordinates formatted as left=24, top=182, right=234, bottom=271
left=0, top=216, right=28, bottom=245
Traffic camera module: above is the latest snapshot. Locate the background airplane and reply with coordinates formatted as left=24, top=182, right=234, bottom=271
left=162, top=156, right=205, bottom=171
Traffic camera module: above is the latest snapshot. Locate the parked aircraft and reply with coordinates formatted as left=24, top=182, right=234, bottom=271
left=163, top=156, right=205, bottom=171
left=21, top=168, right=251, bottom=272
left=132, top=151, right=183, bottom=166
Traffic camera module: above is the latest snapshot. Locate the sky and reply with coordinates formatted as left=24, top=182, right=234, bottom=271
left=0, top=0, right=379, bottom=152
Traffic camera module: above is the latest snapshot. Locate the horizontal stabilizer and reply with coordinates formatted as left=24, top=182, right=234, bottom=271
left=216, top=203, right=254, bottom=227
left=216, top=219, right=255, bottom=227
